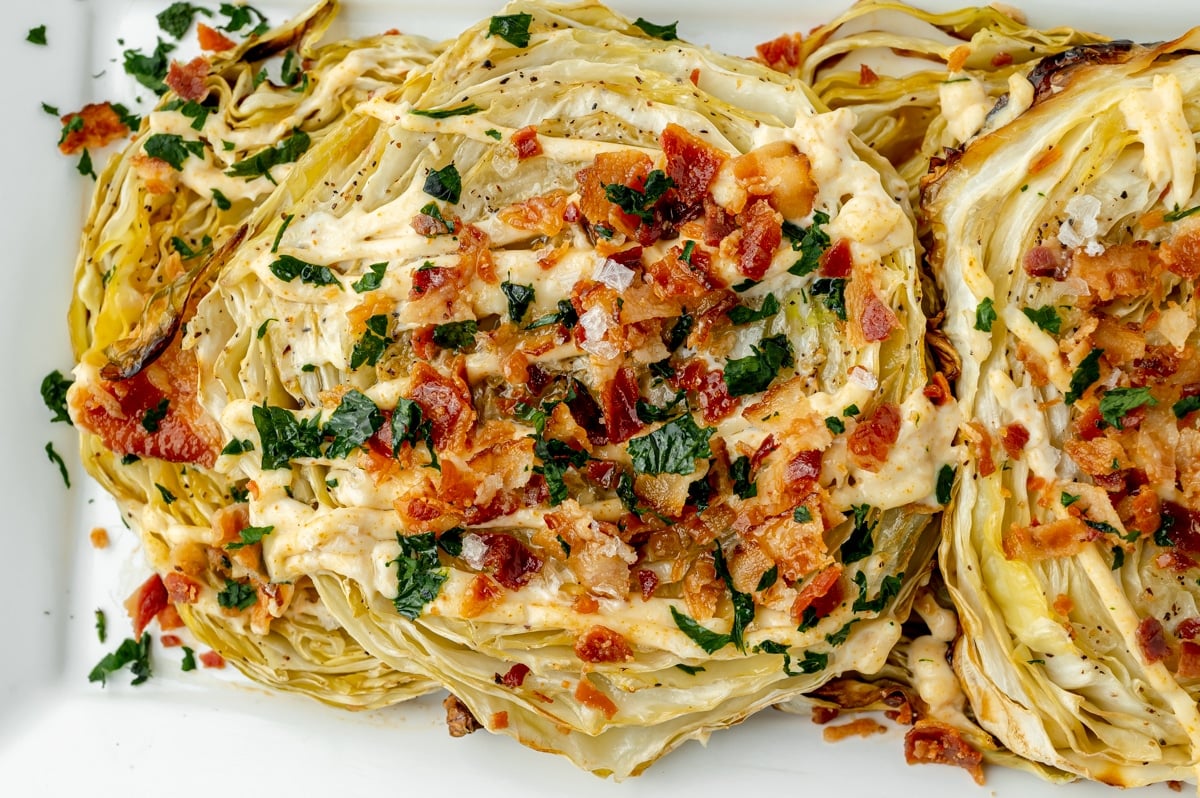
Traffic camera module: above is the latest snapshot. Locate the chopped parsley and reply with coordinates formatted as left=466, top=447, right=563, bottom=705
left=1065, top=348, right=1103, bottom=405
left=94, top=609, right=107, bottom=643
left=1098, top=387, right=1157, bottom=430
left=723, top=334, right=793, bottom=397
left=226, top=525, right=274, bottom=550
left=604, top=170, right=673, bottom=224
left=825, top=620, right=858, bottom=647
left=225, top=129, right=310, bottom=183
left=88, top=633, right=152, bottom=686
left=252, top=404, right=323, bottom=469
left=632, top=17, right=678, bottom=40
left=411, top=104, right=483, bottom=119
left=485, top=128, right=502, bottom=140
left=794, top=505, right=813, bottom=523
left=391, top=532, right=447, bottom=619
left=58, top=115, right=83, bottom=146
left=323, top=390, right=384, bottom=460
left=417, top=202, right=455, bottom=234
left=841, top=504, right=875, bottom=564
left=155, top=484, right=176, bottom=504
left=711, top=543, right=754, bottom=652
left=824, top=416, right=845, bottom=435
left=627, top=414, right=714, bottom=476
left=974, top=297, right=996, bottom=332
left=731, top=279, right=759, bottom=293
left=810, top=278, right=847, bottom=320
left=219, top=2, right=269, bottom=36
left=1022, top=305, right=1061, bottom=334
left=669, top=605, right=732, bottom=654
left=165, top=98, right=211, bottom=131
left=217, top=579, right=257, bottom=611
left=26, top=25, right=47, bottom=45
left=727, top=293, right=780, bottom=325
left=140, top=398, right=170, bottom=433
left=143, top=133, right=205, bottom=171
left=1156, top=512, right=1177, bottom=548
left=501, top=280, right=535, bottom=323
left=1174, top=395, right=1200, bottom=419
left=851, top=571, right=903, bottom=614
left=157, top=2, right=211, bottom=39
left=220, top=438, right=253, bottom=456
left=211, top=188, right=232, bottom=210
left=680, top=240, right=696, bottom=264
left=487, top=13, right=533, bottom=47
left=391, top=398, right=438, bottom=469
left=666, top=308, right=693, bottom=351
left=46, top=443, right=69, bottom=487
left=122, top=39, right=176, bottom=95
left=41, top=102, right=59, bottom=116
left=256, top=318, right=274, bottom=339
left=77, top=150, right=97, bottom=180
left=180, top=646, right=196, bottom=672
left=1111, top=546, right=1126, bottom=570
left=526, top=299, right=578, bottom=330
left=843, top=404, right=860, bottom=417
left=730, top=455, right=758, bottom=500
left=635, top=389, right=687, bottom=423
left=1164, top=204, right=1200, bottom=223
left=756, top=565, right=778, bottom=592
left=675, top=663, right=705, bottom=675
left=352, top=262, right=387, bottom=293
left=432, top=320, right=479, bottom=352
left=270, top=213, right=294, bottom=253
left=350, top=314, right=392, bottom=369
left=40, top=370, right=74, bottom=424
left=936, top=464, right=955, bottom=505
left=171, top=234, right=212, bottom=259
left=422, top=163, right=462, bottom=204
left=784, top=210, right=830, bottom=276
left=533, top=437, right=589, bottom=505
left=1061, top=491, right=1080, bottom=507
left=268, top=254, right=340, bottom=287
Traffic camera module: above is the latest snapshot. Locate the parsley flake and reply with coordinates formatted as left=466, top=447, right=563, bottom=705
left=974, top=297, right=996, bottom=332
left=784, top=211, right=830, bottom=276
left=26, top=25, right=47, bottom=45
left=727, top=293, right=780, bottom=325
left=501, top=280, right=535, bottom=323
left=1065, top=348, right=1103, bottom=405
left=40, top=370, right=73, bottom=424
left=391, top=532, right=447, bottom=619
left=88, top=633, right=152, bottom=686
left=1098, top=387, right=1157, bottom=430
left=45, top=443, right=69, bottom=488
left=841, top=504, right=875, bottom=564
left=411, top=104, right=483, bottom=119
left=432, top=320, right=479, bottom=352
left=422, top=163, right=462, bottom=204
left=217, top=579, right=257, bottom=611
left=627, top=414, right=714, bottom=476
left=604, top=170, right=673, bottom=224
left=1023, top=305, right=1061, bottom=334
left=488, top=13, right=533, bottom=47
left=225, top=129, right=310, bottom=183
left=143, top=133, right=205, bottom=171
left=252, top=404, right=323, bottom=469
left=350, top=314, right=392, bottom=369
left=723, top=334, right=793, bottom=397
left=226, top=525, right=273, bottom=550
left=632, top=17, right=678, bottom=40
left=268, top=254, right=340, bottom=287
left=352, top=262, right=387, bottom=293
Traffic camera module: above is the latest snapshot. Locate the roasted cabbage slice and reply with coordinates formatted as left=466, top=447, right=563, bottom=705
left=925, top=31, right=1200, bottom=786
left=68, top=0, right=439, bottom=709
left=182, top=0, right=954, bottom=777
left=761, top=1, right=1103, bottom=203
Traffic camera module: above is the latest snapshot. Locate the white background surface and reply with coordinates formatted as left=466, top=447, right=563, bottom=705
left=0, top=0, right=1191, bottom=794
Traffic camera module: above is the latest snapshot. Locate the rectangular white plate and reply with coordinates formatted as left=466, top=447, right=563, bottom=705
left=0, top=1, right=1191, bottom=794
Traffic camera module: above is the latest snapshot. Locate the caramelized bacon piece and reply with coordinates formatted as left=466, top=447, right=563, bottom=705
left=755, top=33, right=803, bottom=72
left=574, top=678, right=618, bottom=718
left=1178, top=642, right=1200, bottom=679
left=858, top=64, right=880, bottom=86
left=824, top=718, right=888, bottom=742
left=820, top=238, right=853, bottom=278
left=1137, top=617, right=1169, bottom=663
left=461, top=574, right=504, bottom=619
left=745, top=513, right=831, bottom=583
left=1069, top=240, right=1163, bottom=305
left=674, top=360, right=737, bottom=423
left=165, top=57, right=211, bottom=102
left=479, top=533, right=542, bottom=591
left=703, top=196, right=738, bottom=246
left=1160, top=500, right=1200, bottom=554
left=125, top=575, right=168, bottom=638
left=574, top=626, right=634, bottom=663
left=1000, top=424, right=1030, bottom=459
left=1160, top=223, right=1200, bottom=279
left=58, top=102, right=130, bottom=155
left=197, top=23, right=236, bottom=51
left=736, top=199, right=782, bottom=280
left=1064, top=437, right=1127, bottom=476
left=924, top=372, right=952, bottom=407
left=496, top=663, right=531, bottom=688
left=576, top=150, right=654, bottom=239
left=457, top=223, right=496, bottom=284
left=859, top=292, right=899, bottom=342
left=848, top=402, right=901, bottom=471
left=199, top=650, right=225, bottom=669
left=498, top=190, right=568, bottom=237
left=792, top=564, right=842, bottom=620
left=444, top=695, right=482, bottom=737
left=163, top=572, right=200, bottom=604
left=785, top=450, right=823, bottom=487
left=511, top=125, right=542, bottom=160
left=408, top=361, right=476, bottom=452
left=904, top=720, right=985, bottom=785
left=1003, top=517, right=1097, bottom=561
left=661, top=123, right=727, bottom=214
left=1023, top=245, right=1067, bottom=279
left=636, top=569, right=659, bottom=601
left=602, top=366, right=643, bottom=444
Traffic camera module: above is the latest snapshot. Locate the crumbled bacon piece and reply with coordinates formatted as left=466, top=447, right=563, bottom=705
left=991, top=51, right=1014, bottom=67
left=968, top=422, right=996, bottom=477
left=1178, top=618, right=1200, bottom=640
left=160, top=635, right=183, bottom=648
left=1177, top=642, right=1200, bottom=679
left=1156, top=550, right=1198, bottom=572
left=1069, top=240, right=1163, bottom=305
left=602, top=366, right=643, bottom=444
left=755, top=33, right=803, bottom=72
left=157, top=604, right=183, bottom=631
left=125, top=575, right=168, bottom=638
left=1023, top=245, right=1067, bottom=279
left=480, top=533, right=542, bottom=591
left=859, top=292, right=899, bottom=342
left=408, top=361, right=476, bottom=452
left=673, top=361, right=738, bottom=423
left=461, top=574, right=504, bottom=619
left=1161, top=501, right=1200, bottom=554
left=812, top=706, right=840, bottom=724
left=1137, top=616, right=1169, bottom=663
left=736, top=199, right=782, bottom=280
left=444, top=695, right=481, bottom=737
left=848, top=402, right=901, bottom=471
left=750, top=434, right=779, bottom=472
left=491, top=711, right=509, bottom=729
left=820, top=238, right=853, bottom=278
left=792, top=564, right=842, bottom=620
left=496, top=662, right=531, bottom=688
left=1000, top=424, right=1030, bottom=459
left=457, top=223, right=496, bottom=284
left=511, top=125, right=542, bottom=159
left=58, top=102, right=130, bottom=155
left=661, top=123, right=727, bottom=214
left=197, top=23, right=236, bottom=51
left=576, top=150, right=654, bottom=239
left=904, top=720, right=985, bottom=784
left=924, top=372, right=952, bottom=407
left=412, top=211, right=453, bottom=237
left=199, top=650, right=225, bottom=669
left=858, top=64, right=879, bottom=86
left=1003, top=517, right=1097, bottom=561
left=702, top=196, right=738, bottom=246
left=947, top=45, right=971, bottom=72
left=636, top=569, right=659, bottom=601
left=824, top=718, right=888, bottom=742
left=498, top=191, right=568, bottom=237
left=585, top=461, right=620, bottom=490
left=574, top=678, right=618, bottom=719
left=574, top=625, right=634, bottom=663
left=163, top=572, right=200, bottom=604
left=785, top=450, right=823, bottom=486
left=1161, top=224, right=1200, bottom=279
left=165, top=57, right=211, bottom=102
left=90, top=527, right=110, bottom=549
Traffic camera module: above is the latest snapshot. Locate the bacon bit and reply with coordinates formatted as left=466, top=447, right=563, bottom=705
left=824, top=718, right=888, bottom=742
left=461, top=574, right=504, bottom=619
left=130, top=153, right=178, bottom=195
left=1070, top=240, right=1163, bottom=305
left=1156, top=550, right=1197, bottom=572
left=408, top=361, right=475, bottom=452
left=1029, top=145, right=1061, bottom=175
left=968, top=422, right=996, bottom=477
left=160, top=635, right=183, bottom=648
left=785, top=449, right=823, bottom=485
left=703, top=196, right=738, bottom=247
left=576, top=150, right=654, bottom=238
left=636, top=569, right=659, bottom=601
left=480, top=533, right=542, bottom=591
left=511, top=125, right=542, bottom=160
left=1022, top=245, right=1067, bottom=279
left=573, top=593, right=599, bottom=614
left=1003, top=517, right=1097, bottom=561
left=736, top=199, right=782, bottom=280
left=409, top=265, right=453, bottom=298
left=904, top=720, right=985, bottom=785
left=491, top=711, right=509, bottom=730
left=125, top=575, right=168, bottom=638
left=792, top=564, right=843, bottom=620
left=457, top=223, right=496, bottom=284
left=755, top=32, right=803, bottom=72
left=848, top=402, right=902, bottom=471
left=574, top=678, right=618, bottom=719
left=673, top=361, right=738, bottom=423
left=412, top=210, right=453, bottom=237
left=1179, top=642, right=1200, bottom=679
left=165, top=57, right=211, bottom=102
left=947, top=45, right=971, bottom=72
left=163, top=572, right=200, bottom=604
left=1161, top=501, right=1200, bottom=554
left=924, top=372, right=952, bottom=407
left=575, top=626, right=634, bottom=663
left=644, top=244, right=713, bottom=301
left=496, top=662, right=531, bottom=688
left=498, top=191, right=568, bottom=237
left=820, top=238, right=853, bottom=278
left=991, top=51, right=1014, bottom=67
left=1000, top=424, right=1030, bottom=459
left=585, top=461, right=620, bottom=491
left=1137, top=617, right=1169, bottom=664
left=661, top=123, right=727, bottom=214
left=750, top=434, right=779, bottom=472
left=199, top=650, right=225, bottom=669
left=1176, top=618, right=1200, bottom=640
left=565, top=380, right=608, bottom=446
left=58, top=102, right=130, bottom=155
left=1132, top=346, right=1180, bottom=383
left=1052, top=593, right=1073, bottom=617
left=1064, top=437, right=1127, bottom=476
left=689, top=68, right=701, bottom=85
left=602, top=366, right=643, bottom=444
left=1168, top=780, right=1186, bottom=793
left=1161, top=224, right=1200, bottom=279
left=89, top=527, right=110, bottom=549
left=197, top=23, right=236, bottom=51
left=747, top=514, right=831, bottom=584
left=444, top=695, right=482, bottom=737
left=1129, top=487, right=1160, bottom=539
left=860, top=293, right=899, bottom=342
left=811, top=706, right=840, bottom=724
left=157, top=604, right=183, bottom=631
left=858, top=64, right=880, bottom=86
